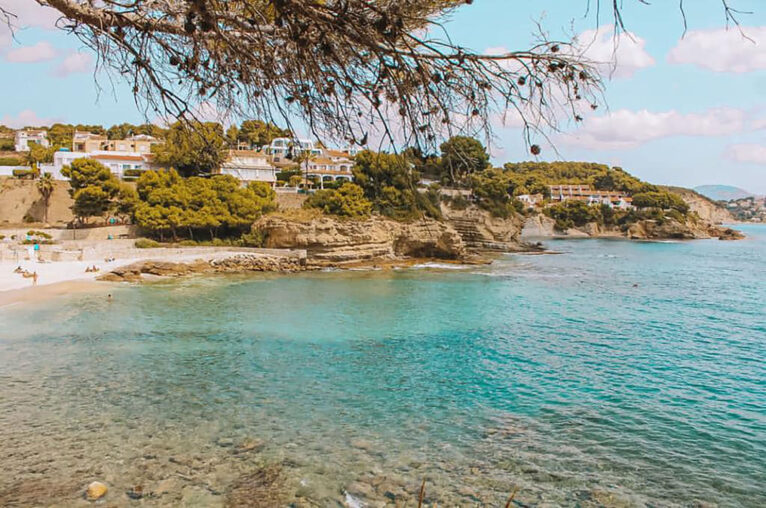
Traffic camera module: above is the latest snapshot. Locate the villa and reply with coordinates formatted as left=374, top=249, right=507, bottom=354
left=72, top=131, right=162, bottom=153
left=305, top=155, right=354, bottom=187
left=219, top=150, right=277, bottom=184
left=549, top=184, right=633, bottom=209
left=40, top=149, right=154, bottom=180
left=263, top=137, right=322, bottom=159
left=14, top=130, right=50, bottom=151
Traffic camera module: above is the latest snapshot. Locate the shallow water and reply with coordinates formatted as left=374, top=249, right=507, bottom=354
left=1, top=226, right=764, bottom=506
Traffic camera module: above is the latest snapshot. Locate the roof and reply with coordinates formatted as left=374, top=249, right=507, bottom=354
left=325, top=149, right=351, bottom=158
left=306, top=169, right=353, bottom=176
left=126, top=134, right=159, bottom=141
left=228, top=150, right=268, bottom=158
left=91, top=153, right=145, bottom=161
left=73, top=131, right=107, bottom=140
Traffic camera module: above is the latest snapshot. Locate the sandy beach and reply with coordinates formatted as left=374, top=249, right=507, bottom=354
left=0, top=245, right=305, bottom=307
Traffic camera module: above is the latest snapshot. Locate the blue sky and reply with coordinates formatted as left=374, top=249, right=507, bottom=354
left=1, top=0, right=764, bottom=192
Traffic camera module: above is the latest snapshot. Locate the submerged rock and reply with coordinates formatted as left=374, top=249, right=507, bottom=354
left=85, top=481, right=108, bottom=501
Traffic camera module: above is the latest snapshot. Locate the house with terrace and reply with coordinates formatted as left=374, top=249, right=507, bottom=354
left=305, top=155, right=354, bottom=187
left=14, top=130, right=50, bottom=151
left=218, top=150, right=277, bottom=184
left=549, top=184, right=633, bottom=209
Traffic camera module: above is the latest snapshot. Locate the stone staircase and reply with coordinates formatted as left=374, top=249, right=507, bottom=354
left=448, top=217, right=510, bottom=251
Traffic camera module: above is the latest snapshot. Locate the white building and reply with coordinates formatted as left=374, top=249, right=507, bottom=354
left=263, top=137, right=322, bottom=158
left=14, top=130, right=50, bottom=152
left=40, top=149, right=153, bottom=180
left=305, top=155, right=354, bottom=187
left=219, top=150, right=277, bottom=184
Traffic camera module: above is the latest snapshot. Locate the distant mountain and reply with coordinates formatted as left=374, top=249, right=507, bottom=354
left=693, top=185, right=753, bottom=202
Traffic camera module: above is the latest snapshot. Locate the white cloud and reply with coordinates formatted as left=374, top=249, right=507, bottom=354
left=51, top=51, right=93, bottom=77
left=576, top=26, right=655, bottom=79
left=726, top=143, right=766, bottom=164
left=2, top=0, right=60, bottom=30
left=1, top=109, right=61, bottom=128
left=4, top=40, right=56, bottom=62
left=486, top=26, right=654, bottom=81
left=560, top=107, right=746, bottom=150
left=752, top=115, right=766, bottom=131
left=667, top=26, right=766, bottom=73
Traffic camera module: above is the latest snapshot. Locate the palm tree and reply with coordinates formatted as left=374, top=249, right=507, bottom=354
left=36, top=173, right=54, bottom=224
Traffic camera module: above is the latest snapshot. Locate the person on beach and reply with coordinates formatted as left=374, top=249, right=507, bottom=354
left=32, top=272, right=38, bottom=286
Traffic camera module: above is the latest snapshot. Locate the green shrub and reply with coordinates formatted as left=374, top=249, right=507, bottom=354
left=13, top=168, right=35, bottom=179
left=26, top=230, right=53, bottom=239
left=239, top=231, right=265, bottom=247
left=0, top=156, right=23, bottom=166
left=135, top=238, right=161, bottom=248
left=666, top=209, right=686, bottom=223
left=445, top=194, right=470, bottom=210
left=304, top=183, right=372, bottom=218
left=632, top=191, right=689, bottom=214
left=544, top=200, right=603, bottom=230
left=123, top=169, right=145, bottom=177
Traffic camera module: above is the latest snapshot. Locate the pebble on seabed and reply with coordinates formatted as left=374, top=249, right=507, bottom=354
left=85, top=481, right=108, bottom=501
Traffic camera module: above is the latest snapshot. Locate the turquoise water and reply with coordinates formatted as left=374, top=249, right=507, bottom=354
left=1, top=226, right=764, bottom=506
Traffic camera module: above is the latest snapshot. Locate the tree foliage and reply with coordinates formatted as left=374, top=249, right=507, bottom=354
left=236, top=120, right=291, bottom=149
left=36, top=172, right=55, bottom=223
left=61, top=158, right=121, bottom=222
left=544, top=200, right=603, bottom=230
left=468, top=169, right=524, bottom=218
left=106, top=123, right=167, bottom=140
left=304, top=183, right=373, bottom=218
left=134, top=170, right=276, bottom=240
left=23, top=142, right=56, bottom=167
left=352, top=150, right=440, bottom=220
left=632, top=191, right=690, bottom=213
left=151, top=121, right=228, bottom=177
left=24, top=0, right=625, bottom=153
left=439, top=136, right=490, bottom=185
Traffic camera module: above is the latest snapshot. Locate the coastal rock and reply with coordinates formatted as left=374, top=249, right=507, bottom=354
left=98, top=252, right=306, bottom=282
left=520, top=214, right=557, bottom=238
left=712, top=226, right=745, bottom=241
left=581, top=222, right=601, bottom=236
left=85, top=481, right=108, bottom=501
left=564, top=227, right=590, bottom=238
left=443, top=205, right=536, bottom=252
left=674, top=187, right=735, bottom=224
left=254, top=215, right=467, bottom=265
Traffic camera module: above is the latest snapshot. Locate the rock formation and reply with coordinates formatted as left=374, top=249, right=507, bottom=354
left=254, top=214, right=467, bottom=265
left=441, top=205, right=539, bottom=252
left=99, top=253, right=306, bottom=282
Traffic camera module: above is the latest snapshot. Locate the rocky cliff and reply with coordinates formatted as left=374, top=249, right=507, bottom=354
left=441, top=205, right=537, bottom=252
left=254, top=213, right=467, bottom=266
left=669, top=187, right=734, bottom=224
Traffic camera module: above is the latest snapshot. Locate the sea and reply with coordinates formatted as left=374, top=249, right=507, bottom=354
left=1, top=225, right=764, bottom=506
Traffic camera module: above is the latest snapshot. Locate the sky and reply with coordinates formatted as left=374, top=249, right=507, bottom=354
left=0, top=0, right=764, bottom=193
